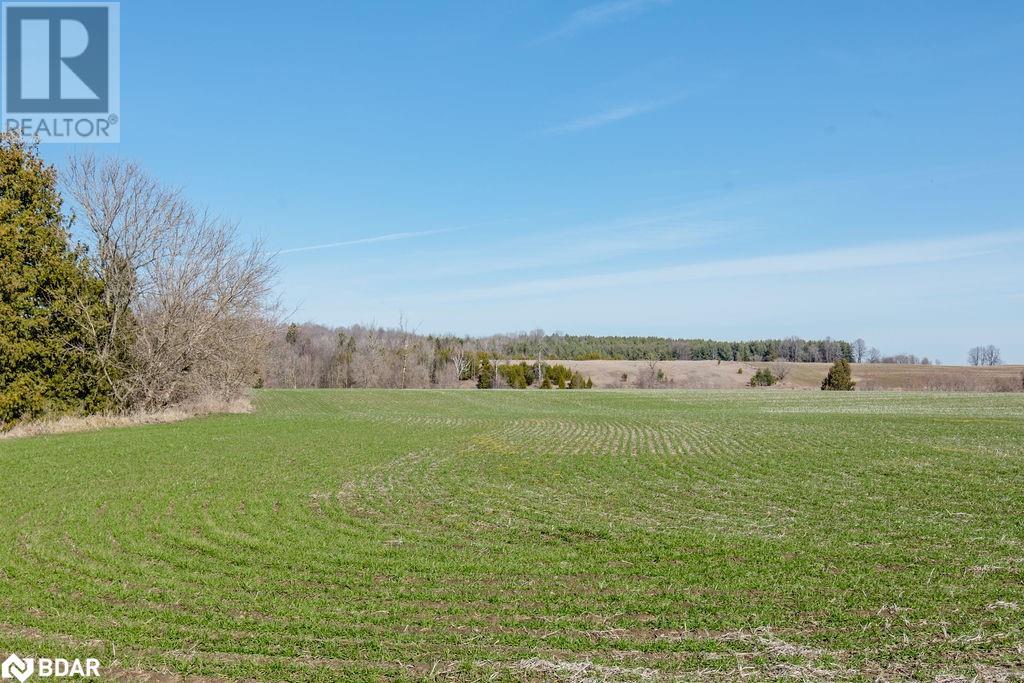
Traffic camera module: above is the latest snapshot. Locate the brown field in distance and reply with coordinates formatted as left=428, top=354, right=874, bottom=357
left=493, top=360, right=1024, bottom=391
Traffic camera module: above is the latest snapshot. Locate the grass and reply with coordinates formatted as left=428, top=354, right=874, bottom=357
left=1, top=389, right=1022, bottom=681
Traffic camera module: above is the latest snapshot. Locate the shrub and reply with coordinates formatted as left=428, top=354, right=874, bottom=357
left=524, top=363, right=537, bottom=386
left=497, top=362, right=531, bottom=389
left=540, top=376, right=552, bottom=389
left=635, top=360, right=671, bottom=388
left=544, top=364, right=574, bottom=388
left=749, top=368, right=776, bottom=387
left=770, top=363, right=789, bottom=381
left=821, top=359, right=855, bottom=391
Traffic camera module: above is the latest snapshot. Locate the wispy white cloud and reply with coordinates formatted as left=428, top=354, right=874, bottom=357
left=544, top=101, right=664, bottom=134
left=436, top=231, right=1024, bottom=301
left=279, top=227, right=460, bottom=255
left=544, top=93, right=684, bottom=135
left=541, top=0, right=671, bottom=41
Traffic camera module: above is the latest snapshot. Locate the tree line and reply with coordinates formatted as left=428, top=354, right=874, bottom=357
left=495, top=333, right=854, bottom=363
left=261, top=325, right=880, bottom=391
left=262, top=322, right=595, bottom=390
left=853, top=338, right=1004, bottom=367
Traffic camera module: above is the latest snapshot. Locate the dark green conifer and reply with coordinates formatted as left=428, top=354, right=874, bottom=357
left=821, top=359, right=855, bottom=391
left=0, top=132, right=111, bottom=427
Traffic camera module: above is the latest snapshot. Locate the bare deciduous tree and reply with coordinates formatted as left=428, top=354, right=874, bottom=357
left=820, top=337, right=842, bottom=363
left=778, top=337, right=801, bottom=362
left=529, top=328, right=546, bottom=377
left=853, top=338, right=867, bottom=363
left=770, top=363, right=789, bottom=382
left=64, top=154, right=278, bottom=410
left=450, top=345, right=470, bottom=382
left=982, top=345, right=1002, bottom=366
left=634, top=355, right=669, bottom=389
left=968, top=345, right=1002, bottom=367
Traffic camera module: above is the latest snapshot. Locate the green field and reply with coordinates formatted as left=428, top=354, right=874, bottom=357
left=2, top=390, right=1023, bottom=681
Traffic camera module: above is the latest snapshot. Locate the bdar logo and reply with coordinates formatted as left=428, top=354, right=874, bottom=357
left=0, top=653, right=99, bottom=681
left=1, top=654, right=33, bottom=683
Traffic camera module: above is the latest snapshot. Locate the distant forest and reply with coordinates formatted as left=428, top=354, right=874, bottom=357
left=498, top=334, right=853, bottom=363
left=266, top=324, right=1009, bottom=391
left=263, top=324, right=858, bottom=390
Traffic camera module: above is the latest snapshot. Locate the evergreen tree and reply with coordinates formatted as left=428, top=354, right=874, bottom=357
left=821, top=359, right=855, bottom=391
left=476, top=358, right=494, bottom=389
left=497, top=362, right=528, bottom=388
left=0, top=132, right=111, bottom=427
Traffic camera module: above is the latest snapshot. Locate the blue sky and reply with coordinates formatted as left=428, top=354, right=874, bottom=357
left=41, top=0, right=1024, bottom=363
